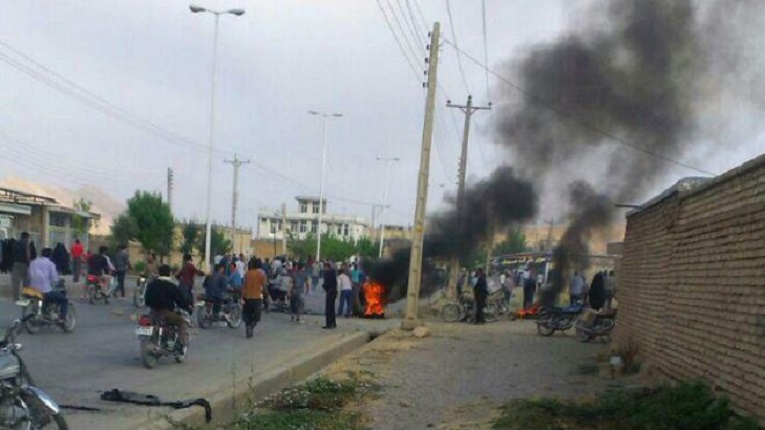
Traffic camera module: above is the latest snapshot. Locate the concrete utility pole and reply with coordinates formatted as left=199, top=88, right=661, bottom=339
left=166, top=167, right=174, bottom=211
left=281, top=203, right=287, bottom=256
left=402, top=22, right=440, bottom=331
left=377, top=157, right=400, bottom=259
left=444, top=95, right=492, bottom=299
left=224, top=155, right=250, bottom=231
left=308, top=110, right=343, bottom=261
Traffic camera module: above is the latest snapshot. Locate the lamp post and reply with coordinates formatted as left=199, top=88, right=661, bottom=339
left=376, top=157, right=400, bottom=258
left=308, top=110, right=343, bottom=261
left=189, top=4, right=245, bottom=272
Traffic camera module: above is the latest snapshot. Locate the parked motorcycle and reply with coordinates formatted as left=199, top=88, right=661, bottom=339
left=575, top=308, right=617, bottom=342
left=536, top=302, right=584, bottom=336
left=441, top=293, right=497, bottom=323
left=195, top=294, right=242, bottom=329
left=135, top=310, right=191, bottom=369
left=0, top=315, right=69, bottom=429
left=16, top=282, right=77, bottom=335
left=85, top=275, right=110, bottom=305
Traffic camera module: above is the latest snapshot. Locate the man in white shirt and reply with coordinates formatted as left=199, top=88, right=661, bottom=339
left=337, top=268, right=353, bottom=318
left=28, top=248, right=68, bottom=321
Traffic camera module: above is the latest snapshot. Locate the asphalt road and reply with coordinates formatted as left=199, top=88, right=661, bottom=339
left=0, top=274, right=395, bottom=429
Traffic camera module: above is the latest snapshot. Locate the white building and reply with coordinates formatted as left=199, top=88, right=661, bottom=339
left=257, top=196, right=367, bottom=243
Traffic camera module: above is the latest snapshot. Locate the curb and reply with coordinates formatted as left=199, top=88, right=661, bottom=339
left=133, top=330, right=370, bottom=429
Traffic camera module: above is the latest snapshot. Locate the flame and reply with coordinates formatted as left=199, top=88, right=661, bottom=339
left=363, top=281, right=386, bottom=317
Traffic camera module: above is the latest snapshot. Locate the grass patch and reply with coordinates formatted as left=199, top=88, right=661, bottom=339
left=493, top=381, right=761, bottom=430
left=228, top=377, right=379, bottom=430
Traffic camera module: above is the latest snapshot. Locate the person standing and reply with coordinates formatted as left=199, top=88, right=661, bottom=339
left=227, top=261, right=243, bottom=293
left=337, top=268, right=353, bottom=318
left=241, top=259, right=266, bottom=338
left=603, top=270, right=616, bottom=310
left=113, top=244, right=131, bottom=298
left=290, top=262, right=308, bottom=323
left=473, top=268, right=488, bottom=324
left=311, top=259, right=321, bottom=295
left=588, top=271, right=606, bottom=310
left=145, top=253, right=158, bottom=277
left=523, top=266, right=537, bottom=310
left=176, top=253, right=202, bottom=301
left=70, top=239, right=84, bottom=283
left=569, top=271, right=585, bottom=304
left=322, top=262, right=338, bottom=329
left=11, top=232, right=32, bottom=301
left=350, top=263, right=363, bottom=316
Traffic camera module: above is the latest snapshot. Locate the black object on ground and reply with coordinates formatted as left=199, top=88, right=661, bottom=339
left=100, top=388, right=212, bottom=423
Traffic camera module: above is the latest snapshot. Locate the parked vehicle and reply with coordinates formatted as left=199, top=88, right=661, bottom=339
left=575, top=308, right=617, bottom=342
left=16, top=282, right=77, bottom=335
left=85, top=275, right=110, bottom=305
left=0, top=315, right=69, bottom=429
left=441, top=292, right=497, bottom=323
left=135, top=310, right=191, bottom=369
left=195, top=294, right=242, bottom=329
left=133, top=276, right=153, bottom=308
left=536, top=302, right=584, bottom=336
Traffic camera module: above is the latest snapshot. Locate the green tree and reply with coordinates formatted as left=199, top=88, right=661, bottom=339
left=110, top=213, right=138, bottom=247
left=355, top=237, right=379, bottom=259
left=71, top=198, right=92, bottom=238
left=111, top=191, right=174, bottom=258
left=196, top=225, right=233, bottom=262
left=179, top=221, right=200, bottom=255
left=287, top=233, right=316, bottom=259
left=493, top=225, right=528, bottom=255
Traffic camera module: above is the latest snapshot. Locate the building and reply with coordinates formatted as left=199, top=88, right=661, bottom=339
left=257, top=196, right=367, bottom=243
left=368, top=224, right=413, bottom=242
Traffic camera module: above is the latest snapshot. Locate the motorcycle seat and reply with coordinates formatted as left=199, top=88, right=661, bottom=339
left=22, top=287, right=44, bottom=300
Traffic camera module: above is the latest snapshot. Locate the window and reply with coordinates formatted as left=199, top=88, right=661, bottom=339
left=343, top=224, right=349, bottom=236
left=49, top=213, right=68, bottom=227
left=300, top=203, right=307, bottom=213
left=300, top=220, right=307, bottom=233
left=336, top=224, right=342, bottom=235
left=311, top=222, right=317, bottom=234
left=290, top=221, right=298, bottom=233
left=312, top=204, right=319, bottom=214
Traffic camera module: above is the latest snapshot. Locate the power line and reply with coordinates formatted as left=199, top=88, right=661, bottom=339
left=411, top=0, right=430, bottom=31
left=441, top=39, right=716, bottom=176
left=396, top=0, right=426, bottom=46
left=384, top=0, right=424, bottom=69
left=445, top=0, right=472, bottom=94
left=375, top=0, right=422, bottom=82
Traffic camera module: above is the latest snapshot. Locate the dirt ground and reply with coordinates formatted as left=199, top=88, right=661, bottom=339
left=319, top=320, right=636, bottom=430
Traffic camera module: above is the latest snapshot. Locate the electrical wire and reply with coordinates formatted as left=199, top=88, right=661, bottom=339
left=375, top=0, right=423, bottom=82
left=396, top=0, right=426, bottom=47
left=445, top=0, right=472, bottom=95
left=441, top=39, right=716, bottom=176
left=384, top=0, right=425, bottom=70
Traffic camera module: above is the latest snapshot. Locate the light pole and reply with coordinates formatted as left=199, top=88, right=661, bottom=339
left=377, top=157, right=400, bottom=258
left=308, top=110, right=343, bottom=261
left=189, top=4, right=245, bottom=272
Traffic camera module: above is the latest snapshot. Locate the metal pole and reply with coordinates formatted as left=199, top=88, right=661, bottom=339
left=281, top=202, right=287, bottom=256
left=316, top=117, right=328, bottom=261
left=377, top=158, right=398, bottom=258
left=402, top=22, right=440, bottom=330
left=203, top=13, right=220, bottom=273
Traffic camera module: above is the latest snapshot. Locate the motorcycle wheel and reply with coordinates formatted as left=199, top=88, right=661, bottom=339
left=87, top=286, right=96, bottom=305
left=140, top=339, right=159, bottom=369
left=174, top=344, right=188, bottom=364
left=196, top=307, right=212, bottom=329
left=484, top=304, right=498, bottom=323
left=536, top=320, right=556, bottom=336
left=441, top=303, right=463, bottom=323
left=227, top=304, right=243, bottom=329
left=133, top=285, right=145, bottom=308
left=22, top=305, right=42, bottom=335
left=50, top=413, right=69, bottom=430
left=62, top=304, right=77, bottom=333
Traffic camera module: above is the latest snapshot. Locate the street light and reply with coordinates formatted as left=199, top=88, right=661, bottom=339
left=308, top=110, right=343, bottom=261
left=189, top=3, right=245, bottom=272
left=376, top=156, right=400, bottom=258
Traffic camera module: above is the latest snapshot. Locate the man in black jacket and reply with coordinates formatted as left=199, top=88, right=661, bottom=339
left=11, top=232, right=33, bottom=301
left=322, top=261, right=338, bottom=329
left=145, top=264, right=192, bottom=345
left=473, top=268, right=488, bottom=324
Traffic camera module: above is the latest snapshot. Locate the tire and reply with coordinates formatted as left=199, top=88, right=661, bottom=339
left=50, top=413, right=69, bottom=430
left=536, top=320, right=556, bottom=336
left=87, top=285, right=96, bottom=305
left=196, top=306, right=212, bottom=329
left=441, top=303, right=463, bottom=323
left=174, top=344, right=188, bottom=364
left=484, top=304, right=498, bottom=323
left=140, top=339, right=159, bottom=369
left=22, top=305, right=42, bottom=335
left=62, top=304, right=76, bottom=333
left=133, top=285, right=145, bottom=308
left=226, top=304, right=243, bottom=329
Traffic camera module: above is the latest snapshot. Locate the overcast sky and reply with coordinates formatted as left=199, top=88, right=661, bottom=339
left=1, top=1, right=764, bottom=231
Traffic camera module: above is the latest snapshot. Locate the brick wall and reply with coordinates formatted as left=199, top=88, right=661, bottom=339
left=616, top=155, right=765, bottom=423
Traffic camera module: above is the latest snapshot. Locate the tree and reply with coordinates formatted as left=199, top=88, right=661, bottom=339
left=179, top=221, right=200, bottom=255
left=196, top=225, right=232, bottom=261
left=355, top=237, right=379, bottom=259
left=110, top=213, right=138, bottom=248
left=71, top=198, right=92, bottom=238
left=493, top=225, right=528, bottom=256
left=111, top=191, right=174, bottom=258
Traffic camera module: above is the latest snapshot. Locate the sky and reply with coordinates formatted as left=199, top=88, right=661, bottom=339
left=1, top=1, right=764, bottom=232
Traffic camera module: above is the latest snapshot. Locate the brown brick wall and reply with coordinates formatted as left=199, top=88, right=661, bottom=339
left=616, top=157, right=765, bottom=423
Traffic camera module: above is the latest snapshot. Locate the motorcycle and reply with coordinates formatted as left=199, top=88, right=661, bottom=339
left=0, top=315, right=69, bottom=429
left=16, top=282, right=77, bottom=335
left=195, top=294, right=242, bottom=329
left=85, top=275, right=110, bottom=305
left=135, top=310, right=191, bottom=369
left=441, top=292, right=497, bottom=323
left=575, top=308, right=618, bottom=342
left=133, top=275, right=154, bottom=308
left=536, top=302, right=584, bottom=336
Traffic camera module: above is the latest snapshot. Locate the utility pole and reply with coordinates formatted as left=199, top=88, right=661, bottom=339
left=224, top=155, right=250, bottom=232
left=281, top=203, right=287, bottom=256
left=377, top=157, right=400, bottom=259
left=444, top=95, right=492, bottom=299
left=402, top=22, right=440, bottom=331
left=166, top=167, right=174, bottom=211
left=544, top=218, right=554, bottom=252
